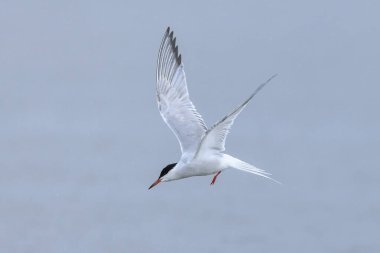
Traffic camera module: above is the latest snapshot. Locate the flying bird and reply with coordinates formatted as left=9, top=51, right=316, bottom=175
left=149, top=27, right=278, bottom=189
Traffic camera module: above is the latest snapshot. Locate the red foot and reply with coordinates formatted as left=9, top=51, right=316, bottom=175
left=210, top=171, right=221, bottom=185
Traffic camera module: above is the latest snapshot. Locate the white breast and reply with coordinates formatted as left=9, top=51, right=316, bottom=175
left=174, top=155, right=224, bottom=179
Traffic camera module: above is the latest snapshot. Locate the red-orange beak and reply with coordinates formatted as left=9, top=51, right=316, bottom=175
left=148, top=178, right=161, bottom=189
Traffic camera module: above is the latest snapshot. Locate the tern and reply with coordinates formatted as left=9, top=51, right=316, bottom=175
left=149, top=27, right=278, bottom=189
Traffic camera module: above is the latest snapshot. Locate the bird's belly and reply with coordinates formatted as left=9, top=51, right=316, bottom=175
left=178, top=157, right=222, bottom=178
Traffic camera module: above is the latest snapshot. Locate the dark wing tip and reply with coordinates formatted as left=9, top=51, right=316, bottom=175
left=161, top=27, right=182, bottom=65
left=178, top=54, right=182, bottom=65
left=171, top=38, right=181, bottom=65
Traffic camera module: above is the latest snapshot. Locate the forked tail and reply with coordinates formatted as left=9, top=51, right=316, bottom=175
left=223, top=154, right=281, bottom=183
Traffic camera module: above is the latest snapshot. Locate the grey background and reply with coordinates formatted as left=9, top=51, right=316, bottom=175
left=1, top=1, right=379, bottom=252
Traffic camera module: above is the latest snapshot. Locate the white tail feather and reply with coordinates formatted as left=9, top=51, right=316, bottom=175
left=223, top=154, right=281, bottom=184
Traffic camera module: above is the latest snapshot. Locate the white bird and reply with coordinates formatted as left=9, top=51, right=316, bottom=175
left=149, top=27, right=278, bottom=189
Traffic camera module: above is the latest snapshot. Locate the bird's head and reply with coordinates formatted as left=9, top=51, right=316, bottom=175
left=148, top=163, right=177, bottom=189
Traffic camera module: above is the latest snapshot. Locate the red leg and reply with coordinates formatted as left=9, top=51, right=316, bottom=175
left=210, top=171, right=221, bottom=185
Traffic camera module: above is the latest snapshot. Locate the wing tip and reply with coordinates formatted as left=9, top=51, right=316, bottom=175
left=178, top=54, right=182, bottom=65
left=163, top=26, right=182, bottom=66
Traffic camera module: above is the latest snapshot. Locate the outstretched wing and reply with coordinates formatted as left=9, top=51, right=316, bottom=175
left=156, top=27, right=207, bottom=155
left=194, top=75, right=277, bottom=158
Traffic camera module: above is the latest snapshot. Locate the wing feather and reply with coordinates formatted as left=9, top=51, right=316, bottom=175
left=194, top=75, right=277, bottom=158
left=156, top=27, right=207, bottom=155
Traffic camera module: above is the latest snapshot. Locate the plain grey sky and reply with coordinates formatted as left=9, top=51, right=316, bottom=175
left=1, top=1, right=379, bottom=252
